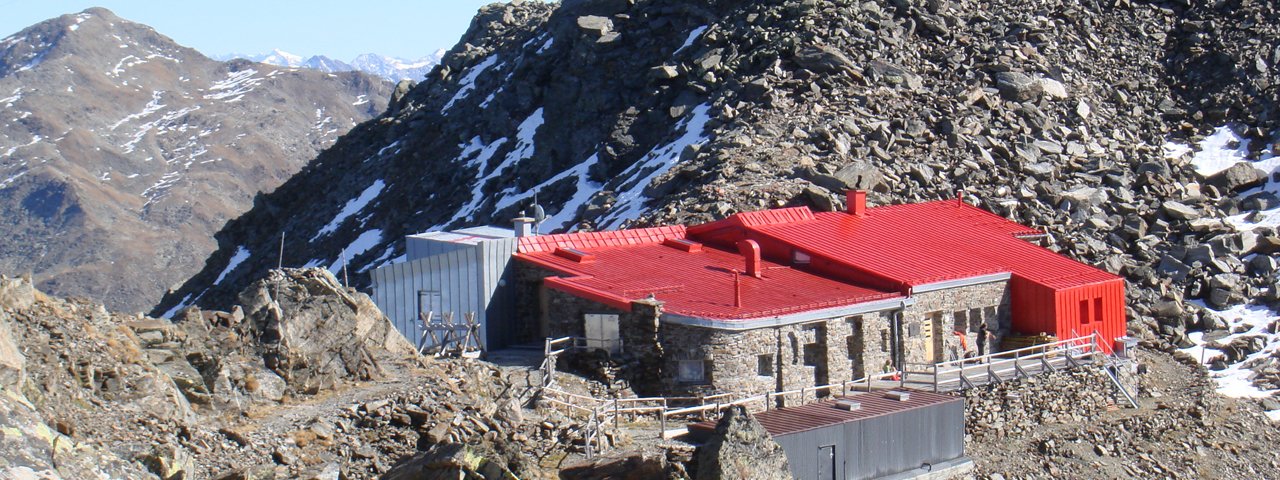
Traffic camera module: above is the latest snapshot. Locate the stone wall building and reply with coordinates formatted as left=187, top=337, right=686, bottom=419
left=506, top=191, right=1125, bottom=397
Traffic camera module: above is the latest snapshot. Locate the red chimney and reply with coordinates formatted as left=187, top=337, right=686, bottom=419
left=738, top=239, right=762, bottom=278
left=847, top=190, right=867, bottom=217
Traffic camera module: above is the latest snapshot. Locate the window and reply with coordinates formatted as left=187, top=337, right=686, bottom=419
left=757, top=354, right=774, bottom=377
left=969, top=308, right=983, bottom=332
left=1079, top=299, right=1090, bottom=325
left=803, top=343, right=822, bottom=366
left=880, top=328, right=890, bottom=353
left=908, top=322, right=921, bottom=336
left=792, top=250, right=811, bottom=266
left=1094, top=298, right=1104, bottom=324
left=984, top=306, right=1000, bottom=329
left=953, top=311, right=967, bottom=332
left=678, top=360, right=705, bottom=383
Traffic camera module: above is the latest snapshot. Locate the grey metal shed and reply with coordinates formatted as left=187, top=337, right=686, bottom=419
left=691, top=390, right=969, bottom=480
left=371, top=226, right=517, bottom=351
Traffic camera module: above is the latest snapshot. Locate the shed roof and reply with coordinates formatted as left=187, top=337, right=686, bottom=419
left=689, top=199, right=1120, bottom=290
left=409, top=226, right=513, bottom=246
left=688, top=390, right=962, bottom=437
left=516, top=227, right=901, bottom=320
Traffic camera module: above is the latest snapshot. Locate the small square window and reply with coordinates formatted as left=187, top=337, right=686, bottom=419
left=678, top=360, right=705, bottom=383
left=908, top=323, right=921, bottom=336
left=793, top=250, right=811, bottom=265
left=757, top=354, right=773, bottom=377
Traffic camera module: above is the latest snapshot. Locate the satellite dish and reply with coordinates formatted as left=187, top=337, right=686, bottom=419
left=529, top=192, right=547, bottom=224
left=532, top=203, right=546, bottom=223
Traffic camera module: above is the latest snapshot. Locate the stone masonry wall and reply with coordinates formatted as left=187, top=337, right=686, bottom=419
left=526, top=263, right=1013, bottom=397
left=900, top=280, right=1012, bottom=365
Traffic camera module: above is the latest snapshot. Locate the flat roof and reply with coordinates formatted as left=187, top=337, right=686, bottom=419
left=689, top=390, right=961, bottom=437
left=409, top=226, right=513, bottom=245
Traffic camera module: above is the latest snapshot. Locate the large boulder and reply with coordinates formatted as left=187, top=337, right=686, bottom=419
left=1205, top=162, right=1268, bottom=194
left=237, top=268, right=416, bottom=393
left=695, top=406, right=792, bottom=480
left=0, top=276, right=36, bottom=312
left=382, top=443, right=518, bottom=480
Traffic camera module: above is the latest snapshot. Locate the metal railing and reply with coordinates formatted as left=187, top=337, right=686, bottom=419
left=539, top=370, right=904, bottom=441
left=900, top=333, right=1104, bottom=393
left=535, top=332, right=1136, bottom=455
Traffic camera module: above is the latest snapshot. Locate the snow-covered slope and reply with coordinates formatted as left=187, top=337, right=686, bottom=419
left=0, top=7, right=391, bottom=312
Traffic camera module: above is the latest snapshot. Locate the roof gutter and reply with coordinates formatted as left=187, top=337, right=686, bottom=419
left=662, top=296, right=914, bottom=331
left=911, top=272, right=1010, bottom=294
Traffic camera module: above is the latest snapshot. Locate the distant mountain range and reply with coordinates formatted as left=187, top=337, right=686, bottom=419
left=213, top=49, right=444, bottom=82
left=0, top=7, right=391, bottom=312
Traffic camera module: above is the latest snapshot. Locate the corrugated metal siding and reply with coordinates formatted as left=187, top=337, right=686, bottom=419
left=481, top=238, right=517, bottom=348
left=774, top=399, right=965, bottom=480
left=371, top=248, right=484, bottom=349
left=1010, top=276, right=1055, bottom=336
left=372, top=237, right=520, bottom=351
left=1052, top=278, right=1126, bottom=346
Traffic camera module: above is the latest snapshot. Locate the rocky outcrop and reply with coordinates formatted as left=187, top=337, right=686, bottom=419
left=234, top=268, right=417, bottom=392
left=694, top=405, right=791, bottom=480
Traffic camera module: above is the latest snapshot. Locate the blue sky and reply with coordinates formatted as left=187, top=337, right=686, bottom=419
left=0, top=1, right=516, bottom=60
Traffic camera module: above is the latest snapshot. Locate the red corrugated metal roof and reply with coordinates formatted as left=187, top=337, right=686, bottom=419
left=687, top=390, right=961, bottom=437
left=516, top=240, right=901, bottom=320
left=693, top=199, right=1119, bottom=290
left=518, top=225, right=687, bottom=253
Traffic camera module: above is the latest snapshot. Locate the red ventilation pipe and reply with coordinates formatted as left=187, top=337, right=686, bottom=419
left=847, top=190, right=867, bottom=217
left=738, top=239, right=762, bottom=278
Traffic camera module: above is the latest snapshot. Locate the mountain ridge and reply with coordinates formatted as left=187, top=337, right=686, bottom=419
left=213, top=49, right=446, bottom=81
left=0, top=7, right=391, bottom=312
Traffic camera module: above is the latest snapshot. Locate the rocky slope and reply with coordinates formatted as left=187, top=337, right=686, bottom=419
left=0, top=7, right=391, bottom=313
left=0, top=270, right=598, bottom=479
left=157, top=0, right=1280, bottom=392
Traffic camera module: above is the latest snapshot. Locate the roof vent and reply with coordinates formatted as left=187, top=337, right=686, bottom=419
left=553, top=247, right=596, bottom=263
left=662, top=238, right=703, bottom=252
left=883, top=391, right=910, bottom=402
left=834, top=400, right=861, bottom=411
left=847, top=190, right=867, bottom=217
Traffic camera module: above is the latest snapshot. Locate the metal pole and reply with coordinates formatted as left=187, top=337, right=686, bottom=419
left=340, top=247, right=349, bottom=288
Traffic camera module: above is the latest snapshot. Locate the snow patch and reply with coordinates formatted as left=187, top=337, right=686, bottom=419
left=160, top=293, right=194, bottom=319
left=312, top=179, right=387, bottom=241
left=442, top=55, right=499, bottom=113
left=1178, top=301, right=1280, bottom=399
left=110, top=90, right=165, bottom=130
left=352, top=95, right=369, bottom=106
left=1169, top=124, right=1280, bottom=231
left=537, top=37, right=555, bottom=55
left=598, top=103, right=713, bottom=228
left=445, top=108, right=543, bottom=225
left=329, top=229, right=384, bottom=273
left=213, top=246, right=250, bottom=286
left=204, top=69, right=264, bottom=102
left=673, top=25, right=709, bottom=56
